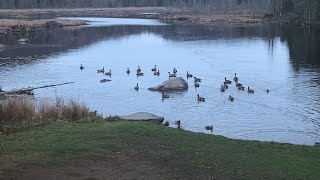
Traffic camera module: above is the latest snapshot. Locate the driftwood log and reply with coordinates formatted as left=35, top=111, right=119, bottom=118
left=0, top=82, right=74, bottom=96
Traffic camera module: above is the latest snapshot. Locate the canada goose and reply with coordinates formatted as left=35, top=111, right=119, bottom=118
left=197, top=94, right=205, bottom=102
left=151, top=65, right=157, bottom=71
left=236, top=82, right=243, bottom=87
left=105, top=70, right=112, bottom=76
left=97, top=67, right=105, bottom=73
left=229, top=95, right=234, bottom=101
left=168, top=72, right=176, bottom=78
left=194, top=77, right=201, bottom=82
left=80, top=64, right=84, bottom=70
left=224, top=77, right=232, bottom=84
left=134, top=83, right=139, bottom=91
left=126, top=68, right=130, bottom=74
left=248, top=86, right=254, bottom=94
left=173, top=68, right=177, bottom=74
left=195, top=82, right=200, bottom=88
left=205, top=125, right=213, bottom=131
left=223, top=83, right=229, bottom=89
left=233, top=73, right=238, bottom=82
left=174, top=120, right=181, bottom=129
left=238, top=86, right=245, bottom=91
left=137, top=66, right=141, bottom=73
left=100, top=79, right=111, bottom=83
left=266, top=89, right=270, bottom=93
left=162, top=92, right=169, bottom=98
left=187, top=71, right=193, bottom=78
left=154, top=70, right=160, bottom=76
left=136, top=72, right=144, bottom=76
left=220, top=85, right=225, bottom=92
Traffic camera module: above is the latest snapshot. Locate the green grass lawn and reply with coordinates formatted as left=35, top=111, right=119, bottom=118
left=1, top=121, right=320, bottom=179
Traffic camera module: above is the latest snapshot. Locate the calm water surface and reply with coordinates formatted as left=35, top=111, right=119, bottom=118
left=1, top=18, right=320, bottom=145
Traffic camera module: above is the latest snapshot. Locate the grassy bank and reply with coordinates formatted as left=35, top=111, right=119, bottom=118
left=1, top=120, right=319, bottom=179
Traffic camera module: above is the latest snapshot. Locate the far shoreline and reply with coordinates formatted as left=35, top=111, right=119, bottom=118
left=0, top=7, right=318, bottom=34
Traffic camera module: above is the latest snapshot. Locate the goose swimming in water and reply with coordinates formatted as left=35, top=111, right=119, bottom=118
left=266, top=89, right=270, bottom=93
left=134, top=83, right=139, bottom=91
left=229, top=95, right=234, bottom=101
left=100, top=79, right=111, bottom=83
left=220, top=85, right=225, bottom=92
left=154, top=70, right=160, bottom=76
left=173, top=68, right=177, bottom=74
left=97, top=67, right=105, bottom=73
left=197, top=94, right=205, bottom=102
left=236, top=82, right=243, bottom=87
left=233, top=73, right=238, bottom=82
left=151, top=65, right=157, bottom=72
left=126, top=68, right=130, bottom=74
left=105, top=70, right=112, bottom=76
left=195, top=82, right=200, bottom=88
left=238, top=86, right=245, bottom=91
left=80, top=64, right=84, bottom=70
left=137, top=66, right=141, bottom=73
left=194, top=77, right=201, bottom=83
left=248, top=86, right=254, bottom=94
left=136, top=72, right=144, bottom=76
left=187, top=71, right=193, bottom=78
left=205, top=125, right=213, bottom=131
left=168, top=72, right=176, bottom=78
left=224, top=77, right=232, bottom=84
left=162, top=92, right=169, bottom=99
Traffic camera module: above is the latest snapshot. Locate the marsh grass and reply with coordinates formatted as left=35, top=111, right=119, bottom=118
left=0, top=96, right=100, bottom=133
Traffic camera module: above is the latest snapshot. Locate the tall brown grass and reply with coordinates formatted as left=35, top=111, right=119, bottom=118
left=0, top=96, right=98, bottom=130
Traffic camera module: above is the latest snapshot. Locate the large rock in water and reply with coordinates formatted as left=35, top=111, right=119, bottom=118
left=148, top=77, right=188, bottom=92
left=119, top=112, right=164, bottom=124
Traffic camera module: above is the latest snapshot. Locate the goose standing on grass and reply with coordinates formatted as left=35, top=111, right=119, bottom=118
left=194, top=77, right=201, bottom=83
left=105, top=70, right=112, bottom=76
left=248, top=86, right=254, bottom=94
left=168, top=72, right=176, bottom=78
left=126, top=68, right=130, bottom=74
left=173, top=68, right=177, bottom=74
left=151, top=65, right=157, bottom=72
left=233, top=73, right=238, bottom=82
left=80, top=64, right=84, bottom=70
left=197, top=94, right=205, bottom=102
left=137, top=66, right=141, bottom=73
left=97, top=67, right=105, bottom=73
left=224, top=77, right=232, bottom=84
left=187, top=71, right=193, bottom=78
left=229, top=95, right=234, bottom=101
left=162, top=92, right=169, bottom=99
left=154, top=70, right=160, bottom=76
left=134, top=83, right=139, bottom=91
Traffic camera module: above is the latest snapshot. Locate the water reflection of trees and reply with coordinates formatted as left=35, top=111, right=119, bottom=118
left=0, top=23, right=319, bottom=67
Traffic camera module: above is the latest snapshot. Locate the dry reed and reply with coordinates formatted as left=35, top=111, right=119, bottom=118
left=0, top=96, right=97, bottom=129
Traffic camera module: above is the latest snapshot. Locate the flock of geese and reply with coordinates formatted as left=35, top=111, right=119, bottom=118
left=80, top=63, right=270, bottom=131
left=80, top=63, right=270, bottom=103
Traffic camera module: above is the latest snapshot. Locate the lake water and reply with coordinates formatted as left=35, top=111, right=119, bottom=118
left=1, top=18, right=320, bottom=145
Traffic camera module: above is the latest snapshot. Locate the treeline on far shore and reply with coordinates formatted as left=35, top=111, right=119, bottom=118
left=0, top=0, right=319, bottom=22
